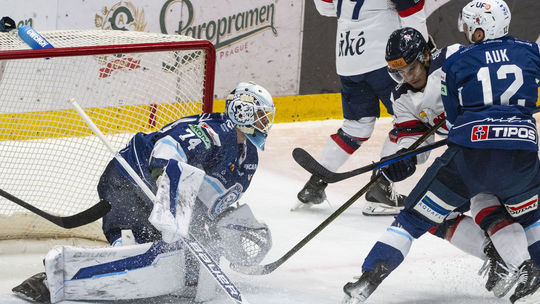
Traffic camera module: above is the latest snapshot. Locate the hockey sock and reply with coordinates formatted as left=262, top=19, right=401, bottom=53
left=525, top=219, right=540, bottom=268
left=362, top=221, right=413, bottom=273
left=432, top=215, right=487, bottom=260
left=488, top=222, right=530, bottom=269
left=319, top=128, right=367, bottom=171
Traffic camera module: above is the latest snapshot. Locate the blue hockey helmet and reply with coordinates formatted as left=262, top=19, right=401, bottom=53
left=225, top=82, right=275, bottom=150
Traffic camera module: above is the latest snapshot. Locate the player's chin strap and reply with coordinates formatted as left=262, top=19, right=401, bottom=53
left=70, top=99, right=251, bottom=304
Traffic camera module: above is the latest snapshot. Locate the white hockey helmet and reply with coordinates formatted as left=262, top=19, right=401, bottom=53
left=225, top=82, right=275, bottom=150
left=458, top=0, right=511, bottom=43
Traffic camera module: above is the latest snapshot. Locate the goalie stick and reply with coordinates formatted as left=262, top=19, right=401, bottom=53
left=0, top=26, right=112, bottom=229
left=232, top=118, right=446, bottom=275
left=0, top=188, right=110, bottom=229
left=69, top=99, right=250, bottom=304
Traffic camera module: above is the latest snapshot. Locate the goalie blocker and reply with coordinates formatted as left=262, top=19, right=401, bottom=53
left=13, top=204, right=272, bottom=303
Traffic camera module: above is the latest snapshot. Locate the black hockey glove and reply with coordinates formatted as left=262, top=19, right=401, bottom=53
left=380, top=149, right=417, bottom=182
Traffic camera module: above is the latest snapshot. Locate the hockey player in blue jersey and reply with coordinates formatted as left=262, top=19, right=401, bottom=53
left=341, top=1, right=540, bottom=303
left=382, top=26, right=516, bottom=298
left=12, top=82, right=276, bottom=303
left=98, top=81, right=275, bottom=246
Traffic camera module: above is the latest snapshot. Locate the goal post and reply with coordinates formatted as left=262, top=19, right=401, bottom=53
left=0, top=30, right=216, bottom=242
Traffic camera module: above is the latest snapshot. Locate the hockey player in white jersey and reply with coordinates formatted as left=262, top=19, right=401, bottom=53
left=298, top=0, right=429, bottom=215
left=12, top=82, right=275, bottom=303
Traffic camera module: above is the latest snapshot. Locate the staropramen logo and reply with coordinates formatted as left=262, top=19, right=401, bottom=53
left=159, top=0, right=277, bottom=50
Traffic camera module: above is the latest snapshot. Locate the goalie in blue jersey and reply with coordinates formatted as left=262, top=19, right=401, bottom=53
left=342, top=1, right=540, bottom=303
left=12, top=82, right=275, bottom=303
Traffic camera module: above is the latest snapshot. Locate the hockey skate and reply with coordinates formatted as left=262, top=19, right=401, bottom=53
left=12, top=272, right=50, bottom=303
left=363, top=172, right=406, bottom=216
left=478, top=240, right=519, bottom=297
left=342, top=263, right=390, bottom=304
left=293, top=175, right=328, bottom=210
left=510, top=260, right=540, bottom=304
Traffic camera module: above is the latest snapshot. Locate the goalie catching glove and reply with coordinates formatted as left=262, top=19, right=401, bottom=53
left=214, top=204, right=272, bottom=267
left=380, top=149, right=417, bottom=182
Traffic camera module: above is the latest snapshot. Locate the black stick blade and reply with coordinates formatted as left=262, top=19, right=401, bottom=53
left=59, top=200, right=111, bottom=228
left=292, top=147, right=331, bottom=180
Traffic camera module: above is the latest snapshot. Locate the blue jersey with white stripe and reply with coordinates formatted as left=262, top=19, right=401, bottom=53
left=441, top=36, right=540, bottom=151
left=115, top=112, right=258, bottom=218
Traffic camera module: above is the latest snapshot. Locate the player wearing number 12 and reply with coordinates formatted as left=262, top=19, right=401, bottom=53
left=341, top=1, right=540, bottom=303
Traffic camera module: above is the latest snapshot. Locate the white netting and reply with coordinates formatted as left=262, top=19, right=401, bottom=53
left=0, top=29, right=214, bottom=241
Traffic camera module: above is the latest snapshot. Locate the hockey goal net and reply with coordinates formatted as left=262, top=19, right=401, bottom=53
left=0, top=29, right=215, bottom=242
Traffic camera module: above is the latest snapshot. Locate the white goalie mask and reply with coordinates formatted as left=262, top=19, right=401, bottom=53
left=458, top=0, right=511, bottom=43
left=225, top=82, right=275, bottom=150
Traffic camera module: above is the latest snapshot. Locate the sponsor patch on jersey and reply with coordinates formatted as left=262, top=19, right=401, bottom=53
left=199, top=122, right=221, bottom=146
left=188, top=124, right=211, bottom=149
left=441, top=84, right=447, bottom=96
left=413, top=191, right=454, bottom=223
left=212, top=183, right=243, bottom=216
left=387, top=57, right=407, bottom=69
left=505, top=195, right=538, bottom=217
left=471, top=124, right=537, bottom=144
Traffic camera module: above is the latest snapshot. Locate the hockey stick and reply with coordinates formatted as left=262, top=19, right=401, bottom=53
left=69, top=99, right=249, bottom=304
left=0, top=188, right=110, bottom=229
left=293, top=139, right=447, bottom=183
left=295, top=106, right=540, bottom=183
left=293, top=118, right=448, bottom=183
left=0, top=27, right=112, bottom=229
left=232, top=118, right=447, bottom=276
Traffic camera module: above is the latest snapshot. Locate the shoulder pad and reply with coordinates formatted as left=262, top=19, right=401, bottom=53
left=428, top=44, right=462, bottom=75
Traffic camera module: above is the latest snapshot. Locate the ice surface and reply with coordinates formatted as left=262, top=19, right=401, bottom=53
left=0, top=118, right=523, bottom=303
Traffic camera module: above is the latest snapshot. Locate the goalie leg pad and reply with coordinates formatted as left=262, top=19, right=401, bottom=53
left=45, top=241, right=188, bottom=303
left=149, top=159, right=205, bottom=243
left=215, top=204, right=272, bottom=267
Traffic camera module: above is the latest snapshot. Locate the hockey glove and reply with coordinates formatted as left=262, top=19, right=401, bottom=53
left=380, top=149, right=417, bottom=182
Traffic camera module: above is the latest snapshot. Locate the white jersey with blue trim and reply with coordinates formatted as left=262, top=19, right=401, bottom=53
left=386, top=44, right=461, bottom=162
left=314, top=0, right=428, bottom=76
left=116, top=112, right=259, bottom=219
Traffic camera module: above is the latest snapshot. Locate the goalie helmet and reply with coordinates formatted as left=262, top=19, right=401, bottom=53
left=458, top=0, right=511, bottom=43
left=225, top=82, right=275, bottom=150
left=385, top=27, right=429, bottom=84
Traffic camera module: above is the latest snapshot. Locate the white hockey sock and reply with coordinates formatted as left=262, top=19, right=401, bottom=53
left=490, top=222, right=530, bottom=269
left=447, top=216, right=487, bottom=260
left=319, top=137, right=352, bottom=172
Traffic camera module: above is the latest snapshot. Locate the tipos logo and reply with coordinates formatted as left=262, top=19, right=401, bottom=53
left=94, top=1, right=146, bottom=78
